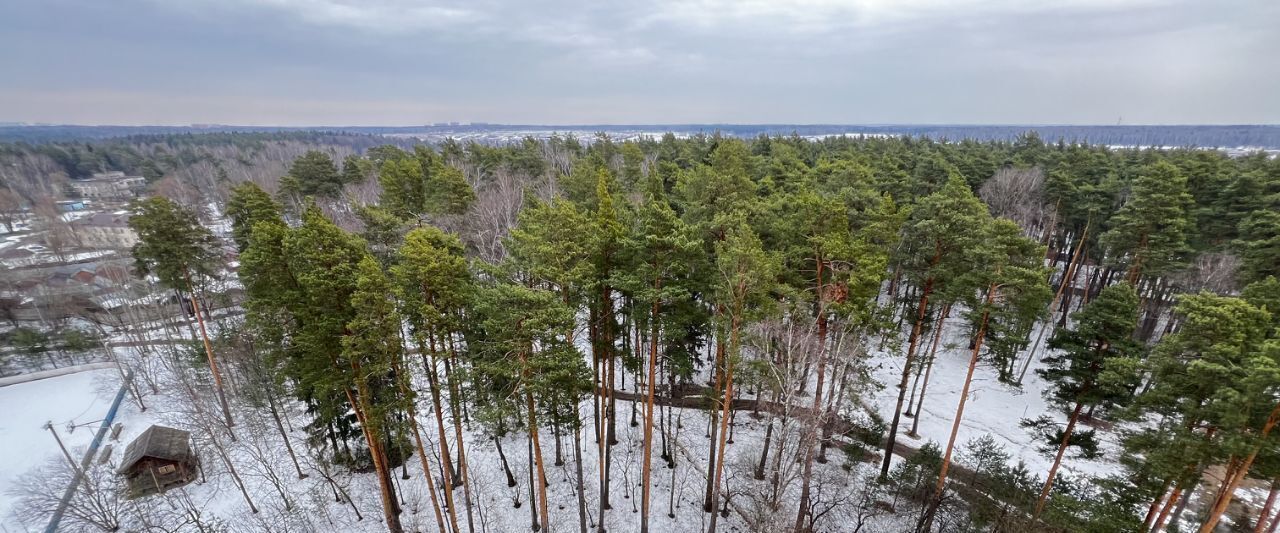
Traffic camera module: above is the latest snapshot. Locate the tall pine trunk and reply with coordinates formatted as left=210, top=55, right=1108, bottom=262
left=1267, top=502, right=1280, bottom=533
left=527, top=431, right=540, bottom=531
left=446, top=339, right=477, bottom=533
left=391, top=354, right=445, bottom=531
left=1200, top=403, right=1280, bottom=533
left=1255, top=478, right=1280, bottom=533
left=881, top=267, right=937, bottom=479
left=523, top=348, right=552, bottom=533
left=707, top=313, right=741, bottom=533
left=921, top=282, right=995, bottom=532
left=1142, top=477, right=1176, bottom=532
left=669, top=405, right=683, bottom=519
left=1019, top=223, right=1088, bottom=384
left=909, top=305, right=949, bottom=437
left=344, top=382, right=404, bottom=533
left=1151, top=479, right=1186, bottom=533
left=795, top=254, right=831, bottom=532
left=185, top=275, right=235, bottom=434
left=405, top=392, right=447, bottom=533
left=1126, top=232, right=1150, bottom=286
left=575, top=425, right=588, bottom=533
left=704, top=306, right=727, bottom=512
left=604, top=345, right=618, bottom=515
left=640, top=283, right=661, bottom=533
left=425, top=339, right=462, bottom=533
left=1033, top=399, right=1085, bottom=519
left=1168, top=468, right=1205, bottom=531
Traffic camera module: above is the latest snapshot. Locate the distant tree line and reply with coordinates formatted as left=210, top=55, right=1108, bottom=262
left=4, top=124, right=1280, bottom=148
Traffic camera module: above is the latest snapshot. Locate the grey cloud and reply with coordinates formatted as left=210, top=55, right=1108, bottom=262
left=0, top=0, right=1276, bottom=125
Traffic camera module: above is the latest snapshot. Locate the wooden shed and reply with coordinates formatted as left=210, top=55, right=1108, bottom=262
left=117, top=425, right=199, bottom=499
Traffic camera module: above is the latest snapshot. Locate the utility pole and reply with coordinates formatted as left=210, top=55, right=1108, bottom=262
left=45, top=421, right=83, bottom=477
left=45, top=370, right=133, bottom=533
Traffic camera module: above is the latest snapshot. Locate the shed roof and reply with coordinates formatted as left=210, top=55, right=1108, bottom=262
left=118, top=425, right=193, bottom=473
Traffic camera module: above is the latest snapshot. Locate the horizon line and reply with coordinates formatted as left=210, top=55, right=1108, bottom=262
left=4, top=122, right=1280, bottom=129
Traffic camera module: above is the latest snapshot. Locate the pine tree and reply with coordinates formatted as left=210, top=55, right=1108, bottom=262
left=472, top=282, right=578, bottom=533
left=378, top=148, right=474, bottom=220
left=392, top=226, right=475, bottom=532
left=239, top=218, right=296, bottom=320
left=129, top=196, right=222, bottom=298
left=977, top=219, right=1054, bottom=384
left=706, top=223, right=780, bottom=533
left=246, top=203, right=407, bottom=532
left=341, top=153, right=373, bottom=185
left=341, top=256, right=409, bottom=533
left=924, top=218, right=1051, bottom=531
left=508, top=198, right=595, bottom=311
left=589, top=169, right=625, bottom=531
left=288, top=150, right=345, bottom=198
left=378, top=156, right=427, bottom=220
left=530, top=341, right=593, bottom=533
left=1131, top=292, right=1276, bottom=532
left=672, top=141, right=758, bottom=522
left=675, top=138, right=758, bottom=242
left=1099, top=161, right=1193, bottom=284
left=225, top=181, right=282, bottom=253
left=423, top=157, right=475, bottom=216
left=1032, top=284, right=1142, bottom=519
left=767, top=183, right=895, bottom=530
left=1245, top=277, right=1280, bottom=335
left=620, top=142, right=646, bottom=190
left=881, top=175, right=991, bottom=480
left=354, top=204, right=406, bottom=268
left=129, top=196, right=235, bottom=430
left=1238, top=211, right=1280, bottom=285
left=908, top=150, right=963, bottom=199
left=616, top=176, right=700, bottom=533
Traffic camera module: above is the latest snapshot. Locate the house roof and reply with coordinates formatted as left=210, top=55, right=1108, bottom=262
left=118, top=425, right=194, bottom=473
left=75, top=212, right=131, bottom=228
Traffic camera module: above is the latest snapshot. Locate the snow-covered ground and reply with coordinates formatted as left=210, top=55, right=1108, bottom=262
left=865, top=320, right=1119, bottom=481
left=0, top=368, right=122, bottom=521
left=0, top=295, right=1121, bottom=532
left=0, top=342, right=916, bottom=532
left=0, top=305, right=1257, bottom=532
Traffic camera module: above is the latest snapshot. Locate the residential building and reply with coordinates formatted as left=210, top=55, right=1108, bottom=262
left=74, top=212, right=138, bottom=249
left=68, top=172, right=146, bottom=200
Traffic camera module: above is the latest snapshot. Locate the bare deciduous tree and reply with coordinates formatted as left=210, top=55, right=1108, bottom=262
left=0, top=187, right=23, bottom=233
left=9, top=454, right=124, bottom=532
left=32, top=196, right=81, bottom=262
left=128, top=488, right=232, bottom=533
left=466, top=167, right=525, bottom=263
left=1172, top=252, right=1240, bottom=294
left=980, top=166, right=1051, bottom=236
left=153, top=177, right=204, bottom=211
left=0, top=150, right=69, bottom=201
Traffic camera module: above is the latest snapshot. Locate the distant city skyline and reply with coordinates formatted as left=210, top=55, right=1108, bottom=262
left=2, top=0, right=1277, bottom=126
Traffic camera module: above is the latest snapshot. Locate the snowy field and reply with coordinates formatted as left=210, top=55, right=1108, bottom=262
left=865, top=322, right=1119, bottom=480
left=0, top=368, right=121, bottom=523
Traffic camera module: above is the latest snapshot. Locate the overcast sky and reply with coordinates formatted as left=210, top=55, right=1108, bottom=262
left=1, top=0, right=1277, bottom=126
